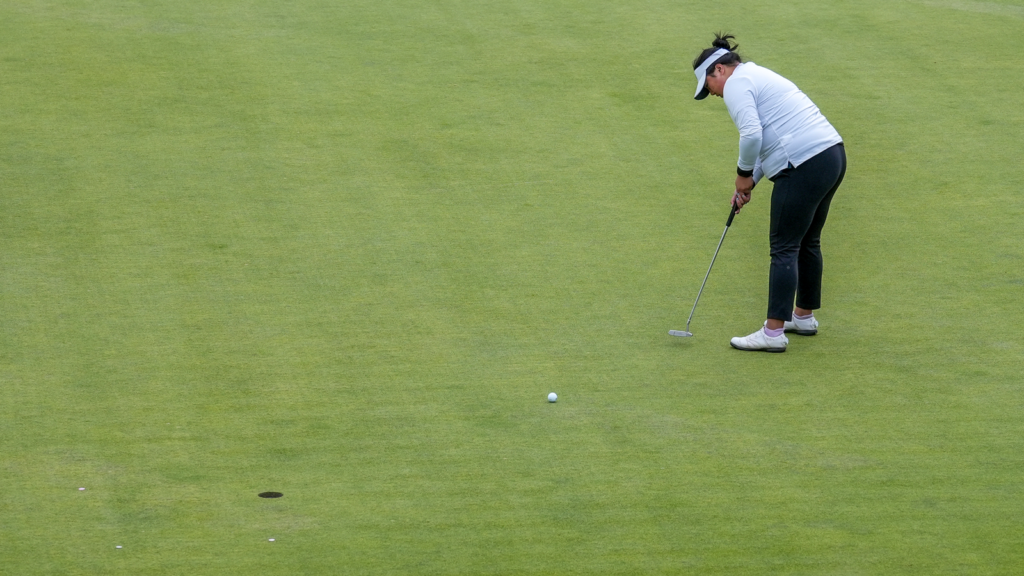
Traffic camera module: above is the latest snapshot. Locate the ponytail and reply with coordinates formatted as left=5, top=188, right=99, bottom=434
left=693, top=32, right=743, bottom=71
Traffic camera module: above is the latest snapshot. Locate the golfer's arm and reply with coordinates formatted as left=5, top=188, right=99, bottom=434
left=725, top=78, right=762, bottom=176
left=735, top=126, right=762, bottom=176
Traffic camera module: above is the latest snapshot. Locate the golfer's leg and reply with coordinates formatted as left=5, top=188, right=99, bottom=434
left=767, top=177, right=805, bottom=323
left=795, top=194, right=832, bottom=311
left=796, top=145, right=847, bottom=311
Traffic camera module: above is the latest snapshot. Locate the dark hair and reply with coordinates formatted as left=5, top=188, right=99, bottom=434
left=692, top=33, right=743, bottom=72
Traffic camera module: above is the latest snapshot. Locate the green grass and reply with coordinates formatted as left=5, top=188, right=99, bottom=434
left=2, top=0, right=1023, bottom=574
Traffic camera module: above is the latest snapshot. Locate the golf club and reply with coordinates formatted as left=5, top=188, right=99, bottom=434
left=669, top=199, right=738, bottom=338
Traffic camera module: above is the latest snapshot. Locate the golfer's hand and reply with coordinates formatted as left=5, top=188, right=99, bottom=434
left=732, top=189, right=752, bottom=212
left=733, top=175, right=755, bottom=212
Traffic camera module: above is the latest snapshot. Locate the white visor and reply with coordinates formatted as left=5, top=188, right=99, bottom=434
left=693, top=48, right=730, bottom=100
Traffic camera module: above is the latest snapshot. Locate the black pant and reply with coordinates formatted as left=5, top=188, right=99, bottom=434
left=767, top=143, right=847, bottom=321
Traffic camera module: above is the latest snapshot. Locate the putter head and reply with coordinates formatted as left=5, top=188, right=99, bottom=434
left=668, top=330, right=693, bottom=338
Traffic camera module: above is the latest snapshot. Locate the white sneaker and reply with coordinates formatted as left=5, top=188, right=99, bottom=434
left=783, top=314, right=818, bottom=336
left=730, top=324, right=788, bottom=353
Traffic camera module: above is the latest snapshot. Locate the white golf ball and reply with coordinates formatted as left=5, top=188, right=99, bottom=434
left=548, top=392, right=557, bottom=403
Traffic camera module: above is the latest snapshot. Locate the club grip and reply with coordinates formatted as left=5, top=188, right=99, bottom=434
left=726, top=202, right=738, bottom=227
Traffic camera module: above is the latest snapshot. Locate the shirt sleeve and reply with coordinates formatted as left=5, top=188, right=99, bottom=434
left=723, top=75, right=762, bottom=173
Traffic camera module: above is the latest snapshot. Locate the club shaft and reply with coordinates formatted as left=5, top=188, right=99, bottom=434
left=685, top=223, right=731, bottom=332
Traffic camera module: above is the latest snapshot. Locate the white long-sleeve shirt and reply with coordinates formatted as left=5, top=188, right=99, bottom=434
left=723, top=62, right=842, bottom=182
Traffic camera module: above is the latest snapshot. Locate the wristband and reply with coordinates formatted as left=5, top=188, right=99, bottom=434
left=737, top=167, right=754, bottom=178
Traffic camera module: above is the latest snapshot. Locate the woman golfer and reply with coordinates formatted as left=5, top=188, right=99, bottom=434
left=693, top=33, right=846, bottom=352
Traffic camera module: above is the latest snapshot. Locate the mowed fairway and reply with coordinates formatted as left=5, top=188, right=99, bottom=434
left=2, top=0, right=1023, bottom=573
